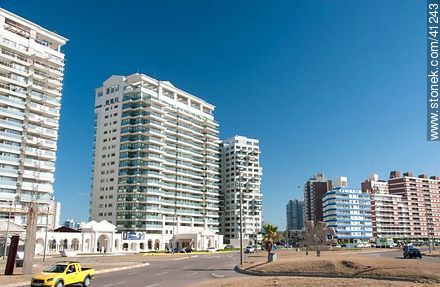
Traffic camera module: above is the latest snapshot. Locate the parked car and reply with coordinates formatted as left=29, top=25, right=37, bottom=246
left=403, top=247, right=422, bottom=259
left=184, top=247, right=193, bottom=253
left=244, top=246, right=255, bottom=253
left=224, top=244, right=234, bottom=249
left=208, top=247, right=217, bottom=252
left=31, top=261, right=95, bottom=287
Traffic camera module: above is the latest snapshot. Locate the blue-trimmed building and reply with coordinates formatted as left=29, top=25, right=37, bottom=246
left=323, top=187, right=373, bottom=241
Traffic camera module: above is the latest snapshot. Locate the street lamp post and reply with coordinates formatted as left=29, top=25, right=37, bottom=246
left=43, top=198, right=52, bottom=262
left=238, top=168, right=244, bottom=266
left=237, top=150, right=258, bottom=266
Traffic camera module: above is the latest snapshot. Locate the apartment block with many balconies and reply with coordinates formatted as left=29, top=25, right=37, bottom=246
left=388, top=171, right=440, bottom=239
left=362, top=174, right=410, bottom=239
left=0, top=8, right=67, bottom=230
left=323, top=178, right=373, bottom=242
left=219, top=136, right=263, bottom=245
left=90, top=73, right=222, bottom=251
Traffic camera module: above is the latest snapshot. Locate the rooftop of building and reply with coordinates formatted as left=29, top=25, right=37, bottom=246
left=0, top=8, right=68, bottom=44
left=97, top=73, right=216, bottom=111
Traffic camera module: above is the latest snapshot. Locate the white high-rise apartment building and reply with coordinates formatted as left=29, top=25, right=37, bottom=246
left=220, top=136, right=263, bottom=245
left=0, top=8, right=67, bottom=228
left=91, top=74, right=221, bottom=246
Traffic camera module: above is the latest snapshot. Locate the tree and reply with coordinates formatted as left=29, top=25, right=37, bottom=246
left=262, top=224, right=279, bottom=262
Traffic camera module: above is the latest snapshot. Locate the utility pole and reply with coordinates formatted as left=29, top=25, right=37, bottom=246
left=23, top=201, right=38, bottom=275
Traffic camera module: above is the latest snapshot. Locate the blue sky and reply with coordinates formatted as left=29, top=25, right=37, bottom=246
left=1, top=1, right=434, bottom=228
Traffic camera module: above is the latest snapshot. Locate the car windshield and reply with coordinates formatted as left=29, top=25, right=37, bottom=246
left=44, top=264, right=67, bottom=273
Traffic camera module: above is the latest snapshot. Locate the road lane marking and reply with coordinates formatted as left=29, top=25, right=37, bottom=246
left=145, top=284, right=161, bottom=287
left=208, top=265, right=215, bottom=270
left=186, top=271, right=197, bottom=277
left=173, top=257, right=189, bottom=261
left=127, top=271, right=138, bottom=275
left=103, top=281, right=127, bottom=287
left=155, top=271, right=168, bottom=276
left=182, top=265, right=191, bottom=269
left=212, top=273, right=225, bottom=278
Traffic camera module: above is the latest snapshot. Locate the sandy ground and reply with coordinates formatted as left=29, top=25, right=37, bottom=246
left=194, top=249, right=440, bottom=287
left=193, top=276, right=439, bottom=287
left=238, top=249, right=440, bottom=283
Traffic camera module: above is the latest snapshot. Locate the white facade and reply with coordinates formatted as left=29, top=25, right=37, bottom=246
left=90, top=73, right=221, bottom=247
left=220, top=136, right=263, bottom=244
left=0, top=8, right=67, bottom=228
left=323, top=187, right=373, bottom=241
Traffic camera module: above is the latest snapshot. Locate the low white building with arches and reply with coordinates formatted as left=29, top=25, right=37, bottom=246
left=35, top=220, right=118, bottom=255
left=2, top=219, right=223, bottom=255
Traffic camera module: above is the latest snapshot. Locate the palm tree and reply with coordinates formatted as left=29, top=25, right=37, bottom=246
left=263, top=223, right=279, bottom=262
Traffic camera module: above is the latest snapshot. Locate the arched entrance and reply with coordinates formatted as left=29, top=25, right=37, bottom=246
left=50, top=239, right=57, bottom=251
left=71, top=238, right=80, bottom=251
left=147, top=239, right=152, bottom=250
left=123, top=243, right=128, bottom=250
left=115, top=239, right=120, bottom=250
left=62, top=239, right=68, bottom=250
left=154, top=239, right=160, bottom=250
left=97, top=234, right=109, bottom=252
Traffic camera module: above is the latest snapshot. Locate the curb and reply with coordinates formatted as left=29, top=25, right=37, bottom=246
left=233, top=265, right=436, bottom=284
left=3, top=262, right=150, bottom=287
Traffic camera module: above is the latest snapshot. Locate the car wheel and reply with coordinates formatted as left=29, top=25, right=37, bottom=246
left=83, top=276, right=91, bottom=287
left=55, top=281, right=64, bottom=287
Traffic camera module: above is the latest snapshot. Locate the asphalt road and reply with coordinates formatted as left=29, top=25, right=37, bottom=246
left=91, top=252, right=245, bottom=287
left=360, top=247, right=440, bottom=263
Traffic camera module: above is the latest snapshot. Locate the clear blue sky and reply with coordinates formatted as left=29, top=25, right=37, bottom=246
left=2, top=1, right=434, bottom=229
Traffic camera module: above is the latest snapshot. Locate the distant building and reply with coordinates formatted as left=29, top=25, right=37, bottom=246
left=219, top=136, right=263, bottom=245
left=323, top=178, right=373, bottom=242
left=63, top=219, right=81, bottom=230
left=362, top=174, right=410, bottom=239
left=286, top=199, right=304, bottom=231
left=304, top=173, right=332, bottom=223
left=388, top=171, right=440, bottom=239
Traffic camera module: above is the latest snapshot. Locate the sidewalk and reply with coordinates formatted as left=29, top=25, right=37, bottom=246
left=0, top=253, right=153, bottom=286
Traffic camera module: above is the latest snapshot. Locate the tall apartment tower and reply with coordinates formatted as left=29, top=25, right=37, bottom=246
left=362, top=174, right=410, bottom=239
left=220, top=136, right=263, bottom=244
left=286, top=199, right=305, bottom=231
left=90, top=73, right=220, bottom=239
left=304, top=173, right=332, bottom=223
left=0, top=8, right=67, bottom=227
left=388, top=171, right=440, bottom=239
